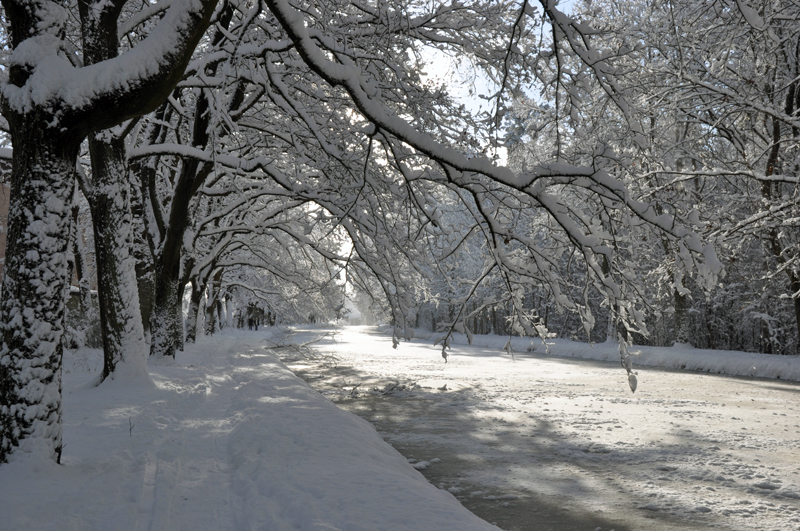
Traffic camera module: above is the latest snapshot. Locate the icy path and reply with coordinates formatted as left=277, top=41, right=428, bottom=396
left=0, top=331, right=495, bottom=531
left=285, top=326, right=800, bottom=531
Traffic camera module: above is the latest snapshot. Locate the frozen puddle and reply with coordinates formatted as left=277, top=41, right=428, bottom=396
left=283, top=326, right=800, bottom=531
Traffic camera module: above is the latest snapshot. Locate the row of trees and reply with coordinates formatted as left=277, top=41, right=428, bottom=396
left=0, top=0, right=789, bottom=465
left=364, top=0, right=800, bottom=357
left=493, top=0, right=800, bottom=354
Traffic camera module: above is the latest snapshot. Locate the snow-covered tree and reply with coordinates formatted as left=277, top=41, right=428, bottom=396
left=2, top=0, right=730, bottom=466
left=0, top=0, right=218, bottom=463
left=559, top=0, right=800, bottom=353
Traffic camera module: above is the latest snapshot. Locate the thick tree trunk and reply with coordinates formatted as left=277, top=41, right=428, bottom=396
left=176, top=280, right=186, bottom=352
left=212, top=269, right=224, bottom=334
left=66, top=203, right=78, bottom=313
left=185, top=278, right=205, bottom=343
left=0, top=0, right=217, bottom=466
left=148, top=155, right=201, bottom=358
left=217, top=293, right=226, bottom=330
left=150, top=273, right=182, bottom=359
left=130, top=187, right=155, bottom=340
left=149, top=262, right=187, bottom=357
left=204, top=300, right=217, bottom=336
left=175, top=280, right=187, bottom=352
left=204, top=271, right=221, bottom=336
left=147, top=13, right=239, bottom=358
left=673, top=288, right=690, bottom=345
left=0, top=130, right=77, bottom=463
left=225, top=295, right=234, bottom=329
left=71, top=208, right=93, bottom=317
left=85, top=134, right=149, bottom=381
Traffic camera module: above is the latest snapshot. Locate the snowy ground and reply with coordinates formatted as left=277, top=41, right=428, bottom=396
left=281, top=326, right=800, bottom=531
left=2, top=327, right=799, bottom=531
left=0, top=330, right=495, bottom=531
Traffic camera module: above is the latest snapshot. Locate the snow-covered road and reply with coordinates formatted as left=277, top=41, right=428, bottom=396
left=286, top=326, right=800, bottom=531
left=1, top=330, right=496, bottom=531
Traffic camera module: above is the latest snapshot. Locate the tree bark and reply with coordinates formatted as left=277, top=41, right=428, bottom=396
left=673, top=288, right=690, bottom=345
left=150, top=274, right=183, bottom=358
left=85, top=134, right=149, bottom=381
left=176, top=284, right=186, bottom=352
left=0, top=128, right=77, bottom=463
left=71, top=206, right=93, bottom=318
left=185, top=277, right=205, bottom=343
left=0, top=0, right=218, bottom=464
left=204, top=270, right=223, bottom=336
left=76, top=0, right=151, bottom=380
left=146, top=7, right=240, bottom=356
left=225, top=295, right=234, bottom=329
left=131, top=184, right=155, bottom=339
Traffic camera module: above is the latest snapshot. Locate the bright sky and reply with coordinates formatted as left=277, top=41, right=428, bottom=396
left=418, top=47, right=508, bottom=164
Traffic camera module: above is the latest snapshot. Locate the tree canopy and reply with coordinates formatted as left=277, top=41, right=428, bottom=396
left=2, top=0, right=797, bottom=464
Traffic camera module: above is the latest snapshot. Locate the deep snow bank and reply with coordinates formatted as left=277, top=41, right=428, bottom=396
left=410, top=328, right=800, bottom=381
left=0, top=331, right=497, bottom=531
